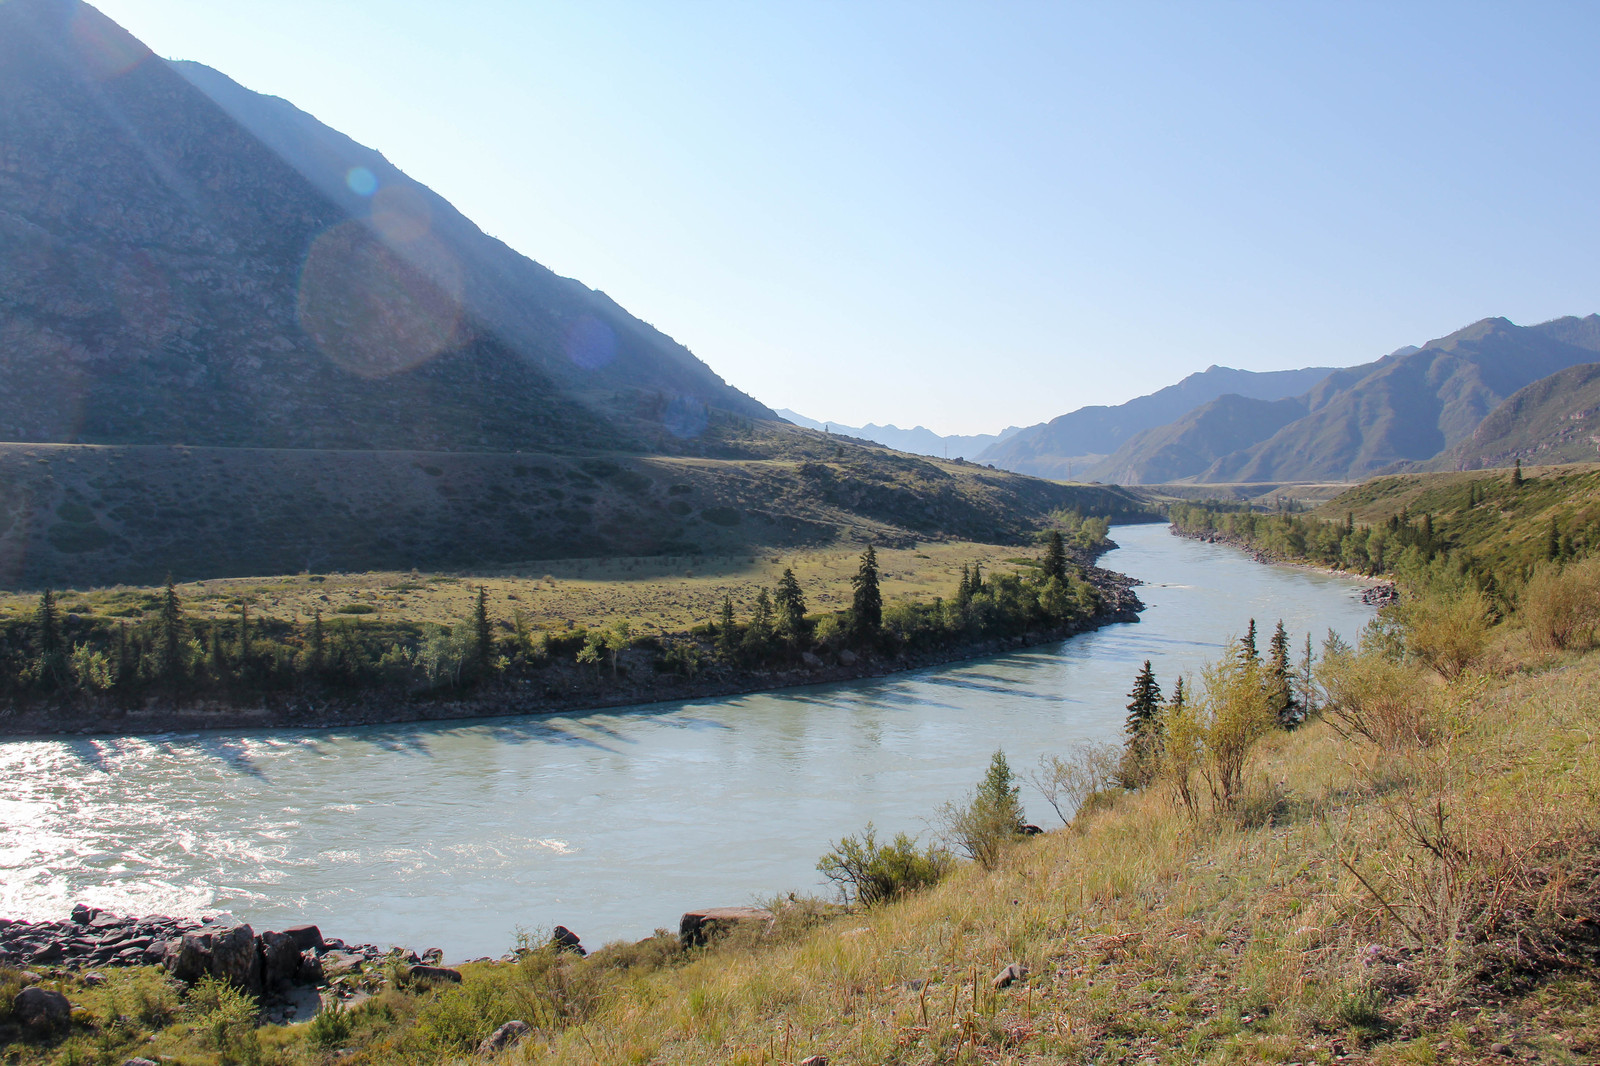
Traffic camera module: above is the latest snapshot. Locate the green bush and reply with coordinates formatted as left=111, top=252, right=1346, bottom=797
left=306, top=1002, right=352, bottom=1048
left=817, top=823, right=952, bottom=906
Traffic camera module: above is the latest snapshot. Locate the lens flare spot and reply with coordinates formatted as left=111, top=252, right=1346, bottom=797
left=297, top=221, right=464, bottom=379
left=345, top=167, right=378, bottom=197
left=70, top=8, right=149, bottom=80
left=663, top=395, right=708, bottom=439
left=563, top=315, right=616, bottom=371
left=370, top=183, right=432, bottom=245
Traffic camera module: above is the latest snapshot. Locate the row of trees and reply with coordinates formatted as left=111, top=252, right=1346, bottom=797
left=0, top=527, right=1116, bottom=706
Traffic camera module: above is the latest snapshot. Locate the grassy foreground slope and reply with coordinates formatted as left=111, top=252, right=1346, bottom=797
left=6, top=609, right=1598, bottom=1064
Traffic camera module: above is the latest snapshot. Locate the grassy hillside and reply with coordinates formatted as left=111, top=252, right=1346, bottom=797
left=6, top=570, right=1598, bottom=1064
left=1427, top=363, right=1600, bottom=472
left=0, top=423, right=1154, bottom=590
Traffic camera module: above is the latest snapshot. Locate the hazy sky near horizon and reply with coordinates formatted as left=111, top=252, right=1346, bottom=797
left=92, top=1, right=1600, bottom=435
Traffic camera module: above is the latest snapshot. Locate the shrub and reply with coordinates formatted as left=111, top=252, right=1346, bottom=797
left=1519, top=556, right=1600, bottom=651
left=937, top=750, right=1027, bottom=869
left=1318, top=644, right=1437, bottom=750
left=1396, top=586, right=1493, bottom=679
left=306, top=1002, right=352, bottom=1048
left=1031, top=742, right=1121, bottom=826
left=1162, top=647, right=1276, bottom=815
left=335, top=603, right=377, bottom=615
left=817, top=823, right=953, bottom=905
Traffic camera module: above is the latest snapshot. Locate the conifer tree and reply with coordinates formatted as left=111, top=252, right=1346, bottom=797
left=157, top=577, right=184, bottom=685
left=1298, top=632, right=1317, bottom=717
left=474, top=586, right=492, bottom=670
left=1513, top=458, right=1524, bottom=486
left=34, top=588, right=63, bottom=688
left=1548, top=517, right=1561, bottom=562
left=1267, top=620, right=1298, bottom=726
left=850, top=545, right=882, bottom=642
left=956, top=564, right=973, bottom=610
left=1240, top=618, right=1259, bottom=663
left=1124, top=660, right=1163, bottom=739
left=970, top=562, right=984, bottom=594
left=1042, top=530, right=1068, bottom=584
left=1167, top=675, right=1185, bottom=712
left=717, top=595, right=737, bottom=658
left=975, top=748, right=1025, bottom=834
left=774, top=568, right=809, bottom=641
left=310, top=609, right=326, bottom=676
left=751, top=587, right=774, bottom=640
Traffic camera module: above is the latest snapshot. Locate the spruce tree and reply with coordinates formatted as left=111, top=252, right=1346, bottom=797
left=774, top=568, right=809, bottom=641
left=970, top=562, right=984, bottom=594
left=34, top=588, right=62, bottom=688
left=975, top=749, right=1026, bottom=834
left=850, top=545, right=883, bottom=642
left=158, top=577, right=184, bottom=686
left=310, top=609, right=326, bottom=676
left=717, top=595, right=737, bottom=658
left=1548, top=517, right=1561, bottom=562
left=1513, top=458, right=1524, bottom=486
left=1267, top=620, right=1298, bottom=726
left=474, top=586, right=492, bottom=670
left=1042, top=530, right=1068, bottom=584
left=1124, top=660, right=1163, bottom=739
left=751, top=588, right=774, bottom=641
left=1241, top=618, right=1259, bottom=663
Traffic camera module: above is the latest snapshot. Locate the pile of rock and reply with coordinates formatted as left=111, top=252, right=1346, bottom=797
left=0, top=906, right=197, bottom=969
left=1362, top=583, right=1400, bottom=607
left=0, top=906, right=392, bottom=999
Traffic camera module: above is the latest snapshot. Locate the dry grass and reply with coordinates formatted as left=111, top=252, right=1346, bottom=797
left=0, top=540, right=1025, bottom=634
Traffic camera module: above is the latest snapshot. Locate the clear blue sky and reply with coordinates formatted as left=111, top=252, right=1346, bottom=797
left=92, top=0, right=1600, bottom=435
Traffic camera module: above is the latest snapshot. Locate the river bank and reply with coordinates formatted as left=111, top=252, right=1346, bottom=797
left=0, top=563, right=1143, bottom=739
left=1169, top=523, right=1398, bottom=602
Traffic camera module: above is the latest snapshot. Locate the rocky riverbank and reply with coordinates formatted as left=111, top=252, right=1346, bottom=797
left=0, top=562, right=1144, bottom=740
left=1170, top=525, right=1397, bottom=604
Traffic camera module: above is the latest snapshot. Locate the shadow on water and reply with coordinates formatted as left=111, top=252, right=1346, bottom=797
left=920, top=674, right=1071, bottom=702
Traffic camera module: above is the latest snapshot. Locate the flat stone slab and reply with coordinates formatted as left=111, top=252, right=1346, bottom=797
left=679, top=907, right=774, bottom=947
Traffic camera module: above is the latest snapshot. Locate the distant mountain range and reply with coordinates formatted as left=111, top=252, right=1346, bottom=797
left=973, top=316, right=1600, bottom=485
left=775, top=411, right=1020, bottom=460
left=973, top=365, right=1338, bottom=478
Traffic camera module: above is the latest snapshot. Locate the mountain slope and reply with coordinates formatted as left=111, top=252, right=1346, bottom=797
left=775, top=410, right=1019, bottom=460
left=1083, top=394, right=1309, bottom=485
left=1427, top=362, right=1600, bottom=471
left=0, top=0, right=768, bottom=455
left=977, top=365, right=1337, bottom=479
left=1202, top=316, right=1600, bottom=482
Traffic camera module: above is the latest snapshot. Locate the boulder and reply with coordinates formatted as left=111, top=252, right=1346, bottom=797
left=259, top=930, right=301, bottom=988
left=551, top=926, right=585, bottom=956
left=14, top=986, right=71, bottom=1028
left=420, top=948, right=444, bottom=965
left=406, top=964, right=462, bottom=984
left=478, top=1019, right=531, bottom=1054
left=296, top=950, right=325, bottom=986
left=166, top=931, right=215, bottom=984
left=801, top=651, right=823, bottom=669
left=836, top=649, right=858, bottom=666
left=283, top=924, right=325, bottom=953
left=679, top=907, right=774, bottom=948
left=70, top=903, right=99, bottom=925
left=991, top=962, right=1028, bottom=990
left=210, top=923, right=263, bottom=995
left=1021, top=824, right=1044, bottom=836
left=123, top=1058, right=160, bottom=1065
